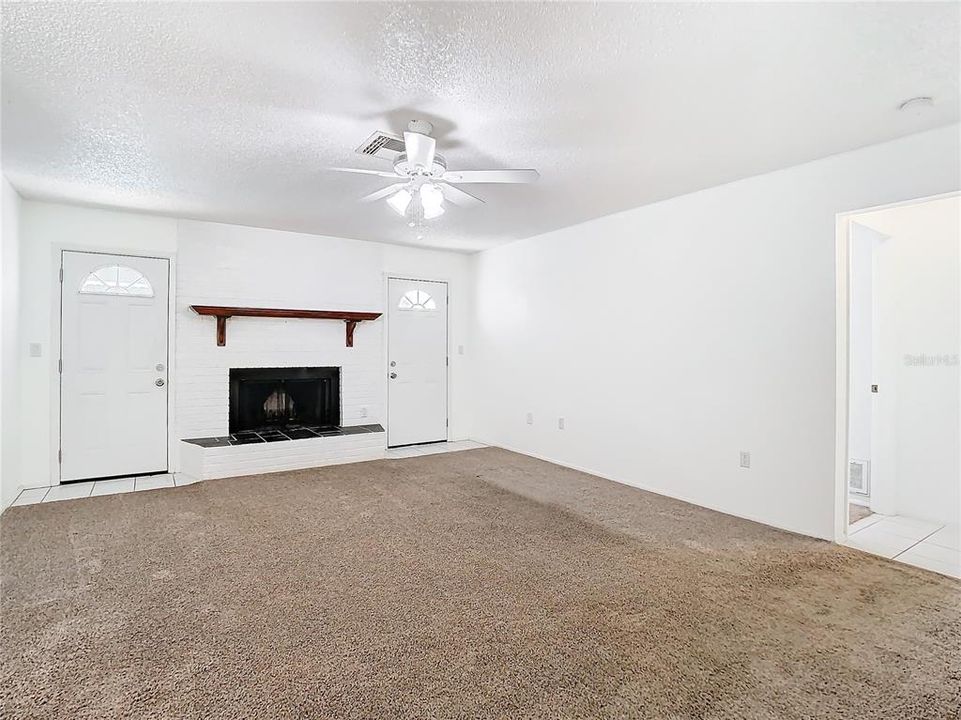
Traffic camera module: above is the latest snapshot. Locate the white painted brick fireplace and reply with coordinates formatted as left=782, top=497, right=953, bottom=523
left=174, top=221, right=390, bottom=477
left=176, top=315, right=383, bottom=440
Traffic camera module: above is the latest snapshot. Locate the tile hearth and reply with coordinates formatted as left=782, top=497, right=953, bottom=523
left=183, top=423, right=385, bottom=447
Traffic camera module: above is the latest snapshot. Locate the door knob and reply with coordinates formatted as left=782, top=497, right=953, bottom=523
left=389, top=372, right=397, bottom=379
left=155, top=378, right=165, bottom=387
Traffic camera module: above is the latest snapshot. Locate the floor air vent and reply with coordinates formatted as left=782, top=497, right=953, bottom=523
left=848, top=459, right=870, bottom=496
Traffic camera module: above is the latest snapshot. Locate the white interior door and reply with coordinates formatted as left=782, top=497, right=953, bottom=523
left=387, top=277, right=448, bottom=447
left=60, top=251, right=169, bottom=481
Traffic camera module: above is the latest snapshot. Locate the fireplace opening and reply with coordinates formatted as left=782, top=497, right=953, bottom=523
left=229, top=367, right=340, bottom=434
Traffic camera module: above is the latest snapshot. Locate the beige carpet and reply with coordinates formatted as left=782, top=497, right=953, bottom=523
left=2, top=448, right=959, bottom=719
left=849, top=502, right=873, bottom=524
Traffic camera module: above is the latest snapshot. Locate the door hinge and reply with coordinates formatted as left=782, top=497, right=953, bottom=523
left=59, top=267, right=63, bottom=283
left=58, top=358, right=62, bottom=373
left=58, top=449, right=62, bottom=464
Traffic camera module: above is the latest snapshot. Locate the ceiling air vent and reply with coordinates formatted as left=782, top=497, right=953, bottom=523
left=355, top=131, right=405, bottom=160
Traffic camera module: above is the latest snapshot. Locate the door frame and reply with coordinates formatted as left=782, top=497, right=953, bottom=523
left=51, top=247, right=177, bottom=485
left=833, top=190, right=960, bottom=542
left=384, top=274, right=450, bottom=448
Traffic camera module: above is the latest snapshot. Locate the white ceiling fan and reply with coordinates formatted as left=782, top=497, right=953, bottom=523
left=332, top=120, right=539, bottom=226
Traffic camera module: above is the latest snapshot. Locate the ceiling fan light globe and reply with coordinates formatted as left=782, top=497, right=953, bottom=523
left=420, top=183, right=444, bottom=214
left=424, top=204, right=445, bottom=220
left=386, top=189, right=412, bottom=216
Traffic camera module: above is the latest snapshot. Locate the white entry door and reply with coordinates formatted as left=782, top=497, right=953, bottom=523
left=60, top=251, right=170, bottom=481
left=387, top=277, right=448, bottom=447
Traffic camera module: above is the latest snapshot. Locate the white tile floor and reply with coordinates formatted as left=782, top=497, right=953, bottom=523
left=385, top=439, right=486, bottom=459
left=10, top=473, right=185, bottom=506
left=845, top=513, right=960, bottom=579
left=7, top=441, right=488, bottom=508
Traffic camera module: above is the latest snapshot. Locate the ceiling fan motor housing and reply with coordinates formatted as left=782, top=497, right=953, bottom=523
left=394, top=152, right=447, bottom=178
left=407, top=119, right=434, bottom=135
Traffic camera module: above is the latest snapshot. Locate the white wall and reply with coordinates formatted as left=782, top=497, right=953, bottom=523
left=470, top=124, right=960, bottom=540
left=16, top=202, right=471, bottom=489
left=1, top=177, right=22, bottom=509
left=857, top=197, right=960, bottom=525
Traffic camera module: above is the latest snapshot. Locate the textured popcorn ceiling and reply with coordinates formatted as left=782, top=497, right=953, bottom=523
left=2, top=2, right=959, bottom=252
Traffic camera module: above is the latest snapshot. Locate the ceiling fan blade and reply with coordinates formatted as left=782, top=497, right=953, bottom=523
left=442, top=169, right=539, bottom=184
left=403, top=131, right=436, bottom=171
left=438, top=183, right=485, bottom=208
left=360, top=183, right=408, bottom=203
left=330, top=167, right=400, bottom=179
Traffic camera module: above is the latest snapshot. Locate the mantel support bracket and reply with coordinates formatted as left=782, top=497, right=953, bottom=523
left=216, top=315, right=230, bottom=347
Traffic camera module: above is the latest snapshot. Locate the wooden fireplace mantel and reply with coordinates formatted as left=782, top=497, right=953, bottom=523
left=190, top=305, right=382, bottom=348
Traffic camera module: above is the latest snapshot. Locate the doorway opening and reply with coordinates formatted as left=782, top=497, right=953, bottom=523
left=835, top=193, right=960, bottom=578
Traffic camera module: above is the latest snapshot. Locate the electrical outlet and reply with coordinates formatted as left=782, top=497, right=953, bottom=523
left=28, top=343, right=42, bottom=358
left=558, top=417, right=565, bottom=430
left=739, top=451, right=751, bottom=469
left=526, top=412, right=534, bottom=425
left=359, top=407, right=368, bottom=418
left=458, top=345, right=465, bottom=355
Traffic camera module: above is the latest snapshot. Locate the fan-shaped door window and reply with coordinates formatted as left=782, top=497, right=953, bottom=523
left=79, top=265, right=154, bottom=297
left=397, top=289, right=437, bottom=311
